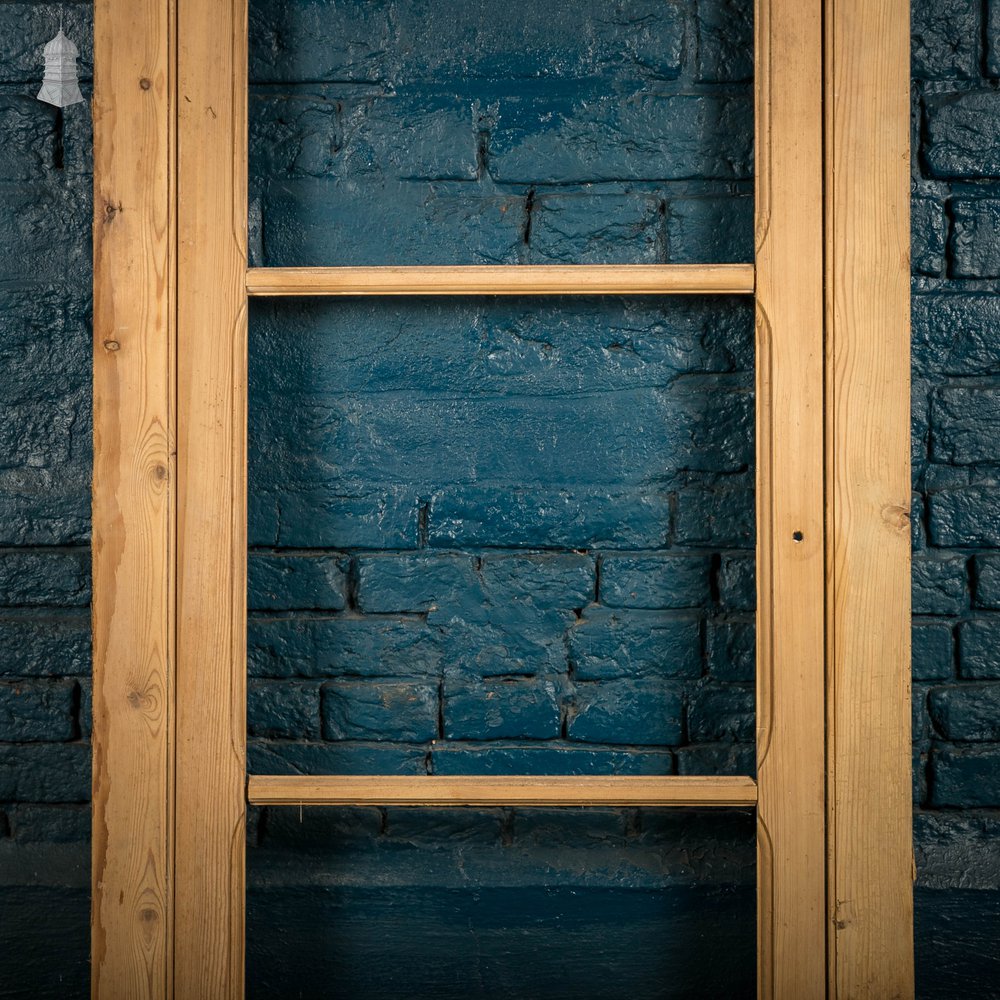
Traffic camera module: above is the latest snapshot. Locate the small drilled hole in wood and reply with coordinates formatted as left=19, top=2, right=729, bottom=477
left=792, top=530, right=804, bottom=542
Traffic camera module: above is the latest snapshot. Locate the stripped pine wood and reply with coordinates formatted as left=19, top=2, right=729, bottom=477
left=89, top=0, right=917, bottom=992
left=245, top=263, right=756, bottom=297
left=247, top=775, right=758, bottom=808
left=91, top=0, right=174, bottom=996
left=173, top=0, right=248, bottom=994
left=754, top=0, right=828, bottom=996
left=825, top=2, right=915, bottom=995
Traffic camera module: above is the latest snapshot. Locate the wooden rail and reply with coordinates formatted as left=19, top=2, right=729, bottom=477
left=247, top=774, right=758, bottom=808
left=245, top=263, right=756, bottom=297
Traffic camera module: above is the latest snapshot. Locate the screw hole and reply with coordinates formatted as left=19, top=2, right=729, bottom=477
left=792, top=530, right=804, bottom=542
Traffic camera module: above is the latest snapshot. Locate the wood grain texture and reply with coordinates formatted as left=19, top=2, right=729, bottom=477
left=91, top=0, right=175, bottom=996
left=248, top=775, right=758, bottom=808
left=825, top=2, right=914, bottom=996
left=755, top=1, right=828, bottom=996
left=174, top=0, right=247, bottom=994
left=245, top=264, right=756, bottom=297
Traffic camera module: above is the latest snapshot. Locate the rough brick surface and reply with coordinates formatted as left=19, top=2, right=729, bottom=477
left=568, top=679, right=683, bottom=746
left=0, top=680, right=75, bottom=742
left=323, top=679, right=439, bottom=742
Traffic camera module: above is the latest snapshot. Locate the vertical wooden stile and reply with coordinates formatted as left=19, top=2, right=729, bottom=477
left=173, top=0, right=248, bottom=994
left=825, top=2, right=915, bottom=995
left=91, top=0, right=175, bottom=996
left=754, top=1, right=828, bottom=996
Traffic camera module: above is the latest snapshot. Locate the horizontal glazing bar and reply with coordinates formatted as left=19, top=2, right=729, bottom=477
left=247, top=774, right=758, bottom=808
left=246, top=264, right=756, bottom=297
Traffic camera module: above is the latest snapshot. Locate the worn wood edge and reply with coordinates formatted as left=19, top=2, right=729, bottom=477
left=247, top=775, right=758, bottom=807
left=245, top=264, right=756, bottom=296
left=91, top=0, right=175, bottom=996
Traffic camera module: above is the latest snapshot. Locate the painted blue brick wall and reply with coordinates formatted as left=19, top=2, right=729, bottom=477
left=1, top=0, right=1000, bottom=997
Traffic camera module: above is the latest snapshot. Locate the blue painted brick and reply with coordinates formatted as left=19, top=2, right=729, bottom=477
left=568, top=679, right=683, bottom=746
left=0, top=679, right=75, bottom=742
left=248, top=615, right=445, bottom=678
left=707, top=619, right=754, bottom=682
left=261, top=804, right=384, bottom=850
left=248, top=551, right=348, bottom=611
left=930, top=684, right=1000, bottom=741
left=674, top=481, right=755, bottom=548
left=912, top=0, right=981, bottom=79
left=250, top=90, right=479, bottom=183
left=950, top=199, right=1000, bottom=278
left=912, top=555, right=968, bottom=616
left=912, top=622, right=955, bottom=682
left=511, top=807, right=626, bottom=848
left=356, top=553, right=479, bottom=614
left=249, top=740, right=428, bottom=776
left=78, top=677, right=90, bottom=739
left=911, top=199, right=947, bottom=276
left=599, top=553, right=711, bottom=610
left=931, top=745, right=1000, bottom=807
left=675, top=742, right=754, bottom=777
left=0, top=183, right=91, bottom=285
left=0, top=550, right=89, bottom=607
left=251, top=486, right=420, bottom=549
left=380, top=805, right=502, bottom=845
left=489, top=93, right=753, bottom=185
left=928, top=480, right=1000, bottom=548
left=567, top=609, right=701, bottom=681
left=249, top=0, right=685, bottom=86
left=255, top=382, right=751, bottom=492
left=695, top=0, right=753, bottom=83
left=250, top=296, right=753, bottom=397
left=991, top=0, right=1000, bottom=75
left=430, top=743, right=674, bottom=776
left=959, top=620, right=1000, bottom=679
left=0, top=97, right=59, bottom=184
left=444, top=677, right=561, bottom=740
left=717, top=555, right=755, bottom=612
left=688, top=686, right=754, bottom=742
left=926, top=93, right=1000, bottom=177
left=0, top=612, right=89, bottom=677
left=248, top=681, right=320, bottom=738
left=913, top=685, right=931, bottom=743
left=439, top=606, right=573, bottom=678
left=249, top=0, right=393, bottom=83
left=426, top=486, right=672, bottom=550
left=432, top=741, right=674, bottom=775
left=527, top=193, right=665, bottom=265
left=6, top=804, right=89, bottom=844
left=666, top=196, right=754, bottom=264
left=0, top=397, right=76, bottom=472
left=975, top=555, right=1000, bottom=608
left=912, top=294, right=1000, bottom=377
left=479, top=553, right=595, bottom=610
left=259, top=178, right=525, bottom=267
left=932, top=386, right=1000, bottom=464
left=0, top=743, right=89, bottom=801
left=322, top=679, right=439, bottom=742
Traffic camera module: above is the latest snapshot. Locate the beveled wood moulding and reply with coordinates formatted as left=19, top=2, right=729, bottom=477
left=247, top=774, right=759, bottom=808
left=245, top=263, right=756, bottom=297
